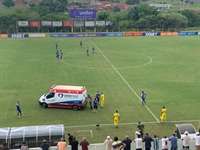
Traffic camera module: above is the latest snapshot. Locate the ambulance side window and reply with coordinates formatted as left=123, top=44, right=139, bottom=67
left=46, top=93, right=55, bottom=99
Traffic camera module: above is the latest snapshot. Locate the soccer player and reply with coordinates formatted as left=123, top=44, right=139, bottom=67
left=80, top=41, right=82, bottom=47
left=141, top=91, right=146, bottom=105
left=113, top=110, right=120, bottom=128
left=100, top=92, right=104, bottom=108
left=95, top=91, right=100, bottom=104
left=60, top=50, right=63, bottom=59
left=93, top=98, right=98, bottom=113
left=55, top=42, right=58, bottom=49
left=92, top=46, right=95, bottom=54
left=86, top=47, right=89, bottom=56
left=16, top=101, right=22, bottom=117
left=160, top=106, right=167, bottom=123
left=56, top=50, right=59, bottom=59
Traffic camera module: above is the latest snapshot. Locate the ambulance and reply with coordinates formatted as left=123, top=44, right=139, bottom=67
left=39, top=85, right=88, bottom=111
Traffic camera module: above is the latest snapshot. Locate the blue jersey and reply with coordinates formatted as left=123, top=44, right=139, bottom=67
left=16, top=103, right=21, bottom=112
left=141, top=93, right=146, bottom=100
left=93, top=99, right=98, bottom=107
left=80, top=41, right=82, bottom=45
left=96, top=93, right=100, bottom=100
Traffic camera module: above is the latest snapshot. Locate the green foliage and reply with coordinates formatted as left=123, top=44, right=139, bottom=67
left=97, top=10, right=110, bottom=20
left=113, top=6, right=120, bottom=12
left=2, top=0, right=15, bottom=8
left=180, top=9, right=199, bottom=27
left=126, top=0, right=140, bottom=5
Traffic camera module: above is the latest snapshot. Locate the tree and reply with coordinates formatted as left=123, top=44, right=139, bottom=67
left=181, top=9, right=199, bottom=27
left=2, top=0, right=15, bottom=8
left=97, top=10, right=110, bottom=20
left=126, top=0, right=140, bottom=5
left=113, top=6, right=120, bottom=12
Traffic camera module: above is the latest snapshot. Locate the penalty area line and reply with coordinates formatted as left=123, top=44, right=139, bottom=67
left=89, top=39, right=159, bottom=123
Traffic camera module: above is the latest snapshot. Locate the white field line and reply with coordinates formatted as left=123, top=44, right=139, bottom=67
left=77, top=130, right=93, bottom=138
left=65, top=119, right=200, bottom=128
left=90, top=39, right=160, bottom=123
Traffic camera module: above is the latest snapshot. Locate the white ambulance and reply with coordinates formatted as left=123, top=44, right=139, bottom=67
left=39, top=85, right=88, bottom=111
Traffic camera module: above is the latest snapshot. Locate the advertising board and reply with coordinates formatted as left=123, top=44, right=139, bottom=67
left=96, top=21, right=105, bottom=26
left=70, top=9, right=97, bottom=19
left=160, top=32, right=178, bottom=36
left=18, top=21, right=29, bottom=27
left=68, top=33, right=106, bottom=37
left=74, top=21, right=84, bottom=27
left=85, top=21, right=94, bottom=27
left=8, top=34, right=29, bottom=38
left=50, top=34, right=69, bottom=37
left=142, top=32, right=160, bottom=36
left=29, top=34, right=45, bottom=38
left=124, top=32, right=142, bottom=36
left=41, top=21, right=52, bottom=26
left=0, top=34, right=8, bottom=38
left=106, top=33, right=123, bottom=36
left=63, top=21, right=73, bottom=27
left=30, top=21, right=41, bottom=27
left=53, top=21, right=62, bottom=27
left=178, top=32, right=197, bottom=36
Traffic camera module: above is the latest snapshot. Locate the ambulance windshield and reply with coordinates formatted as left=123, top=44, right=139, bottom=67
left=46, top=92, right=55, bottom=99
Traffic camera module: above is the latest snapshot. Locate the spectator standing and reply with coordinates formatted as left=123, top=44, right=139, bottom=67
left=181, top=131, right=190, bottom=149
left=122, top=135, right=132, bottom=150
left=80, top=137, right=89, bottom=150
left=93, top=98, right=98, bottom=113
left=104, top=136, right=112, bottom=150
left=134, top=134, right=143, bottom=150
left=16, top=101, right=23, bottom=117
left=100, top=92, right=105, bottom=108
left=153, top=135, right=159, bottom=150
left=71, top=137, right=79, bottom=150
left=142, top=133, right=153, bottom=150
left=168, top=133, right=178, bottom=150
left=113, top=110, right=120, bottom=128
left=161, top=136, right=168, bottom=150
left=68, top=133, right=74, bottom=145
left=112, top=136, right=126, bottom=150
left=57, top=138, right=67, bottom=150
left=137, top=122, right=145, bottom=139
left=141, top=91, right=146, bottom=105
left=20, top=142, right=28, bottom=150
left=87, top=95, right=93, bottom=109
left=40, top=139, right=50, bottom=150
left=1, top=143, right=9, bottom=150
left=194, top=132, right=200, bottom=150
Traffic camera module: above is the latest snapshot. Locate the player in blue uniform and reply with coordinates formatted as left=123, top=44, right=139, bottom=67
left=92, top=46, right=95, bottom=54
left=55, top=42, right=58, bottom=49
left=141, top=91, right=147, bottom=105
left=56, top=50, right=59, bottom=59
left=93, top=98, right=98, bottom=113
left=95, top=91, right=100, bottom=104
left=16, top=101, right=22, bottom=117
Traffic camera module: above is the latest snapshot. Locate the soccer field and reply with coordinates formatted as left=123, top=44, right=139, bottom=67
left=0, top=36, right=199, bottom=143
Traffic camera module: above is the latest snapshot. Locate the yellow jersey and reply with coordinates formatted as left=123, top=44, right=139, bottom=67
left=162, top=108, right=167, bottom=115
left=114, top=113, right=120, bottom=119
left=101, top=94, right=105, bottom=101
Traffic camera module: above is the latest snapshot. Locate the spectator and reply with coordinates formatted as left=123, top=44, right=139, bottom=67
left=104, top=136, right=112, bottom=150
left=134, top=134, right=143, bottom=150
left=68, top=133, right=73, bottom=145
left=153, top=135, right=159, bottom=150
left=80, top=137, right=89, bottom=150
left=142, top=133, right=153, bottom=150
left=161, top=135, right=168, bottom=150
left=20, top=142, right=28, bottom=150
left=112, top=136, right=126, bottom=150
left=122, top=135, right=132, bottom=150
left=87, top=95, right=93, bottom=109
left=1, top=143, right=9, bottom=150
left=71, top=137, right=79, bottom=150
left=57, top=138, right=67, bottom=150
left=137, top=122, right=145, bottom=139
left=40, top=139, right=50, bottom=150
left=194, top=132, right=200, bottom=150
left=181, top=131, right=190, bottom=149
left=168, top=133, right=178, bottom=150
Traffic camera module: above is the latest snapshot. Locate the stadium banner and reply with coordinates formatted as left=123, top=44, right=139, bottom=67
left=124, top=32, right=142, bottom=36
left=50, top=34, right=69, bottom=37
left=142, top=32, right=160, bottom=36
left=68, top=33, right=106, bottom=37
left=96, top=21, right=105, bottom=26
left=70, top=9, right=97, bottom=19
left=53, top=21, right=62, bottom=27
left=18, top=21, right=29, bottom=27
left=106, top=21, right=114, bottom=26
left=41, top=21, right=52, bottom=26
left=178, top=32, right=197, bottom=36
left=28, top=34, right=45, bottom=38
left=0, top=34, right=8, bottom=38
left=85, top=21, right=94, bottom=27
left=30, top=21, right=41, bottom=27
left=106, top=33, right=123, bottom=36
left=74, top=21, right=84, bottom=27
left=160, top=32, right=178, bottom=36
left=63, top=21, right=73, bottom=27
left=8, top=34, right=29, bottom=38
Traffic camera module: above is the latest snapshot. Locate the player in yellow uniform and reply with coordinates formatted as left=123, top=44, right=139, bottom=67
left=100, top=92, right=105, bottom=107
left=113, top=110, right=120, bottom=128
left=160, top=106, right=167, bottom=123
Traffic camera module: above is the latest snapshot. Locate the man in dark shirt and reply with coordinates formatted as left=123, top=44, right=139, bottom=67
left=122, top=135, right=132, bottom=150
left=68, top=133, right=73, bottom=145
left=40, top=139, right=49, bottom=150
left=71, top=137, right=79, bottom=150
left=142, top=133, right=153, bottom=150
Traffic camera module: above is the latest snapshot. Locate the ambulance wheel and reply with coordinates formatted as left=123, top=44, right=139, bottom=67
left=42, top=103, right=47, bottom=108
left=72, top=105, right=78, bottom=111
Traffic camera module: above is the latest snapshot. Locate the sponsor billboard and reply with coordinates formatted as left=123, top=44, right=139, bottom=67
left=28, top=34, right=45, bottom=38
left=18, top=21, right=29, bottom=27
left=178, top=32, right=197, bottom=36
left=41, top=21, right=52, bottom=26
left=50, top=34, right=69, bottom=37
left=0, top=34, right=8, bottom=38
left=53, top=21, right=62, bottom=27
left=68, top=33, right=106, bottom=37
left=63, top=21, right=73, bottom=27
left=30, top=21, right=41, bottom=27
left=124, top=32, right=142, bottom=36
left=85, top=21, right=94, bottom=27
left=160, top=32, right=178, bottom=36
left=74, top=21, right=84, bottom=27
left=142, top=32, right=160, bottom=36
left=8, top=34, right=29, bottom=38
left=96, top=21, right=105, bottom=26
left=70, top=9, right=97, bottom=19
left=106, top=33, right=123, bottom=36
left=106, top=21, right=114, bottom=26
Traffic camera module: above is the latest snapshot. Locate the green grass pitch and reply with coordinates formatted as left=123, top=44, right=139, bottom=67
left=0, top=36, right=199, bottom=143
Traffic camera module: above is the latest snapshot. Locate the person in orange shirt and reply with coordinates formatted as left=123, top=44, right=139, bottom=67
left=57, top=138, right=67, bottom=150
